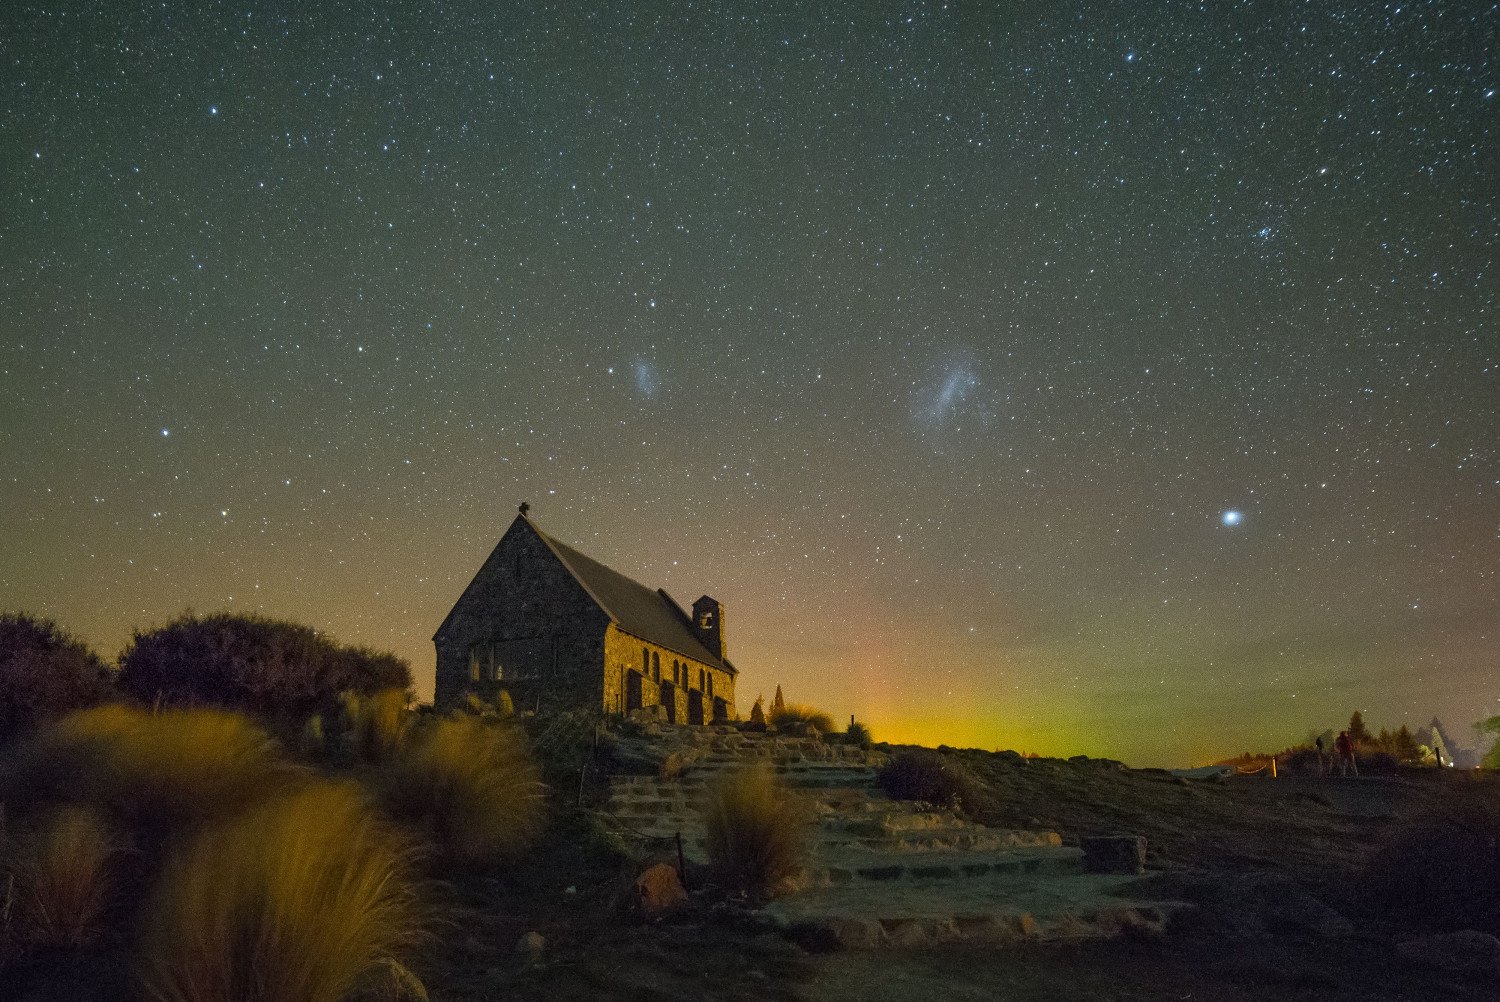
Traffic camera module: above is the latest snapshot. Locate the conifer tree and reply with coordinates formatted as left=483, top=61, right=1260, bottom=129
left=1348, top=710, right=1370, bottom=744
left=772, top=684, right=785, bottom=716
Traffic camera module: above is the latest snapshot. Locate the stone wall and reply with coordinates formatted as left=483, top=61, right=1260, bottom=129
left=434, top=518, right=611, bottom=712
left=603, top=624, right=737, bottom=722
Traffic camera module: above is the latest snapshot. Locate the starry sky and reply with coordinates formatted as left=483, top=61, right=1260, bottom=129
left=2, top=2, right=1496, bottom=766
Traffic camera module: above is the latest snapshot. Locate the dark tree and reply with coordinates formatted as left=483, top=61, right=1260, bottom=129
left=1393, top=724, right=1420, bottom=762
left=0, top=612, right=115, bottom=739
left=117, top=612, right=411, bottom=720
left=1348, top=709, right=1370, bottom=744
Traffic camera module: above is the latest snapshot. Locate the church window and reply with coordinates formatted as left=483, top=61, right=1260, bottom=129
left=642, top=648, right=649, bottom=672
left=707, top=673, right=714, bottom=698
left=652, top=652, right=660, bottom=677
left=699, top=611, right=713, bottom=629
left=699, top=668, right=706, bottom=690
left=468, top=648, right=481, bottom=682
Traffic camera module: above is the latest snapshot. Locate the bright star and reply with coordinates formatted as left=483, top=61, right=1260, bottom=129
left=160, top=428, right=171, bottom=437
left=209, top=105, right=218, bottom=116
left=1221, top=510, right=1243, bottom=526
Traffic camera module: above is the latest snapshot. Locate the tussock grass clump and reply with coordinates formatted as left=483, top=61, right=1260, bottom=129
left=4, top=705, right=295, bottom=833
left=380, top=716, right=545, bottom=865
left=770, top=703, right=835, bottom=735
left=138, top=781, right=426, bottom=1002
left=877, top=749, right=983, bottom=813
left=1362, top=780, right=1500, bottom=934
left=1, top=805, right=117, bottom=954
left=844, top=720, right=873, bottom=750
left=341, top=688, right=412, bottom=764
left=701, top=765, right=810, bottom=898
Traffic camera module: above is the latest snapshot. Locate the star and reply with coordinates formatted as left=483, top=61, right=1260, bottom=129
left=1221, top=510, right=1243, bottom=527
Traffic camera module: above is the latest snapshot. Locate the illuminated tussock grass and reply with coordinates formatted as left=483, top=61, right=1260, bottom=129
left=380, top=716, right=546, bottom=865
left=701, top=764, right=810, bottom=898
left=769, top=703, right=836, bottom=734
left=138, top=781, right=427, bottom=1002
left=3, top=705, right=295, bottom=832
left=341, top=688, right=412, bottom=764
left=1, top=805, right=117, bottom=954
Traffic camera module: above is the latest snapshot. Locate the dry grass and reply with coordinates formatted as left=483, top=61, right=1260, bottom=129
left=701, top=764, right=810, bottom=898
left=2, top=705, right=295, bottom=833
left=342, top=688, right=412, bottom=764
left=1, top=805, right=117, bottom=954
left=138, top=780, right=426, bottom=1002
left=380, top=716, right=546, bottom=865
left=769, top=703, right=836, bottom=735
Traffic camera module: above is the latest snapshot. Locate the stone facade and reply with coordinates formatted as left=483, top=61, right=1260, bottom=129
left=435, top=511, right=737, bottom=722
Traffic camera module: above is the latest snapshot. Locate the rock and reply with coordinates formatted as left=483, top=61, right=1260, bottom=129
left=634, top=862, right=689, bottom=918
left=1081, top=834, right=1147, bottom=875
left=515, top=931, right=546, bottom=956
left=659, top=750, right=688, bottom=779
left=1397, top=930, right=1500, bottom=976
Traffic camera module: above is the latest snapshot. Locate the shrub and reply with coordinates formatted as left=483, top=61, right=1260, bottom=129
left=1, top=805, right=117, bottom=955
left=138, top=781, right=426, bottom=1002
left=701, top=764, right=809, bottom=898
left=0, top=613, right=115, bottom=740
left=380, top=716, right=545, bottom=865
left=1, top=705, right=296, bottom=836
left=844, top=720, right=873, bottom=750
left=877, top=750, right=983, bottom=813
left=1356, top=749, right=1400, bottom=775
left=117, top=612, right=411, bottom=721
left=769, top=703, right=835, bottom=735
left=1362, top=780, right=1500, bottom=934
left=341, top=689, right=412, bottom=764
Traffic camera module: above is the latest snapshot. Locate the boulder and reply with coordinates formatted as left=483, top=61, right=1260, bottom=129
left=634, top=862, right=689, bottom=918
left=1081, top=835, right=1147, bottom=875
left=1397, top=930, right=1500, bottom=976
left=515, top=931, right=546, bottom=961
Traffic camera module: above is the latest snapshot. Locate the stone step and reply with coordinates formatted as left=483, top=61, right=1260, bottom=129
left=763, top=871, right=1183, bottom=949
left=803, top=845, right=1080, bottom=887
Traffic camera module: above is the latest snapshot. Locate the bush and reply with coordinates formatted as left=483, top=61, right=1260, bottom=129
left=138, top=781, right=426, bottom=1002
left=1356, top=749, right=1401, bottom=775
left=380, top=716, right=545, bottom=865
left=877, top=750, right=983, bottom=813
left=0, top=613, right=115, bottom=740
left=1362, top=780, right=1500, bottom=934
left=1, top=805, right=117, bottom=957
left=117, top=612, right=411, bottom=721
left=844, top=720, right=872, bottom=750
left=701, top=764, right=809, bottom=898
left=1, top=705, right=296, bottom=837
left=341, top=689, right=412, bottom=764
left=769, top=703, right=835, bottom=735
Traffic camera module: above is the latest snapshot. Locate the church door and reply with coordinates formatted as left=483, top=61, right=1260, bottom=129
left=625, top=670, right=643, bottom=714
left=687, top=689, right=704, bottom=726
left=712, top=697, right=729, bottom=723
left=658, top=683, right=676, bottom=723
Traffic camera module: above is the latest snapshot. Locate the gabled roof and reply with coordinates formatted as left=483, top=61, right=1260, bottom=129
left=529, top=519, right=734, bottom=675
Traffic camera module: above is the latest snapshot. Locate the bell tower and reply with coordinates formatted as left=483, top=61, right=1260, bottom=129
left=691, top=595, right=726, bottom=662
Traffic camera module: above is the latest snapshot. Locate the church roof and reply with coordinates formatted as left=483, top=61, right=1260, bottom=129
left=530, top=520, right=734, bottom=675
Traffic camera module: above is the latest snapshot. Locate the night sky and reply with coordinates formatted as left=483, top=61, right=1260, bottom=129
left=3, top=3, right=1495, bottom=766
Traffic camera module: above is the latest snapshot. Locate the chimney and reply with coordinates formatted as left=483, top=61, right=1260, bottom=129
left=691, top=595, right=726, bottom=662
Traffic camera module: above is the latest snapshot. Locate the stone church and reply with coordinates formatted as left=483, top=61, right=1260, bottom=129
left=434, top=507, right=737, bottom=724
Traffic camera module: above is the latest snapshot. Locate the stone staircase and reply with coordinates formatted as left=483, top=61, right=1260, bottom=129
left=604, top=725, right=1182, bottom=947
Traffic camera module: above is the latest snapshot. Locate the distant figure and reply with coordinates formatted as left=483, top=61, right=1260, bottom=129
left=1334, top=729, right=1358, bottom=777
left=1314, top=735, right=1327, bottom=776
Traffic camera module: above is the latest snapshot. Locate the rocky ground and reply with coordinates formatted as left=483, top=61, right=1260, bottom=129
left=424, top=729, right=1500, bottom=1001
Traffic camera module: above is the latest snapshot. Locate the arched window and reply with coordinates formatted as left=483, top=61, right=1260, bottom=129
left=699, top=668, right=706, bottom=691
left=707, top=673, right=714, bottom=698
left=642, top=648, right=649, bottom=672
left=652, top=652, right=660, bottom=677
